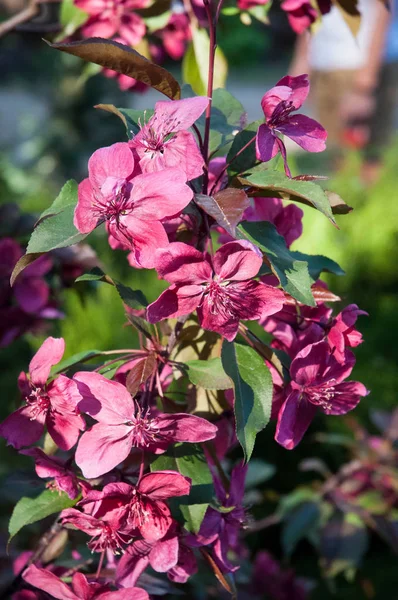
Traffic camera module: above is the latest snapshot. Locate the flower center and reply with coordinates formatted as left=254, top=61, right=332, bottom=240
left=88, top=523, right=128, bottom=554
left=268, top=100, right=294, bottom=127
left=126, top=411, right=161, bottom=448
left=204, top=280, right=246, bottom=319
left=140, top=126, right=166, bottom=155
left=304, top=380, right=337, bottom=411
left=26, top=386, right=50, bottom=420
left=128, top=491, right=151, bottom=529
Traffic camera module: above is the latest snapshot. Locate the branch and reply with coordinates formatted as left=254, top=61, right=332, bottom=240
left=0, top=0, right=40, bottom=38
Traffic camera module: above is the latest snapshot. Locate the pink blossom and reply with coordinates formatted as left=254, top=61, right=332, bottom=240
left=238, top=0, right=270, bottom=10
left=77, top=474, right=191, bottom=542
left=251, top=551, right=310, bottom=600
left=75, top=0, right=148, bottom=46
left=23, top=564, right=149, bottom=600
left=245, top=198, right=303, bottom=248
left=129, top=97, right=208, bottom=180
left=74, top=142, right=193, bottom=268
left=327, top=304, right=367, bottom=363
left=147, top=241, right=284, bottom=341
left=256, top=74, right=327, bottom=176
left=190, top=463, right=247, bottom=572
left=73, top=371, right=217, bottom=478
left=21, top=448, right=88, bottom=499
left=281, top=0, right=318, bottom=34
left=155, top=13, right=191, bottom=60
left=275, top=342, right=369, bottom=449
left=0, top=337, right=84, bottom=450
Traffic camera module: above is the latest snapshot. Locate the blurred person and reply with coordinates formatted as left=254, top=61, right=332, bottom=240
left=289, top=0, right=389, bottom=152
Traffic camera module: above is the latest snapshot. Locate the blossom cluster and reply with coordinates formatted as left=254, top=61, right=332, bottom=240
left=1, top=69, right=369, bottom=598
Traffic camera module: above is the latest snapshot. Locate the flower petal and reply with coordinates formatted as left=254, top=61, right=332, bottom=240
left=153, top=96, right=209, bottom=132
left=154, top=242, right=211, bottom=285
left=275, top=390, right=317, bottom=449
left=322, top=381, right=369, bottom=416
left=278, top=114, right=327, bottom=153
left=273, top=73, right=310, bottom=109
left=157, top=413, right=218, bottom=443
left=149, top=533, right=179, bottom=572
left=23, top=565, right=78, bottom=600
left=88, top=142, right=134, bottom=190
left=213, top=242, right=263, bottom=281
left=74, top=178, right=100, bottom=234
left=73, top=372, right=133, bottom=424
left=256, top=124, right=280, bottom=163
left=0, top=406, right=45, bottom=449
left=130, top=169, right=193, bottom=221
left=29, top=337, right=65, bottom=387
left=75, top=423, right=133, bottom=478
left=117, top=216, right=169, bottom=269
left=138, top=471, right=191, bottom=499
left=147, top=285, right=203, bottom=323
left=14, top=279, right=49, bottom=315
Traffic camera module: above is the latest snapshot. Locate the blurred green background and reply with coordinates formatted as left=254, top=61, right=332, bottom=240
left=0, top=12, right=397, bottom=599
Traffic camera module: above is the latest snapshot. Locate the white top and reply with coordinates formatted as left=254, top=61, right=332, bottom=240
left=309, top=0, right=378, bottom=71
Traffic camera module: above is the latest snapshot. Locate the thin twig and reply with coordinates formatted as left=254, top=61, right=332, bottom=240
left=0, top=0, right=40, bottom=38
left=209, top=134, right=256, bottom=195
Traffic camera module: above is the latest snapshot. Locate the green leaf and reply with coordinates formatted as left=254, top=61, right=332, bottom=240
left=50, top=349, right=104, bottom=376
left=290, top=252, right=345, bottom=280
left=37, top=180, right=79, bottom=222
left=151, top=443, right=214, bottom=533
left=239, top=170, right=336, bottom=225
left=238, top=221, right=315, bottom=306
left=115, top=281, right=148, bottom=309
left=221, top=341, right=273, bottom=462
left=227, top=120, right=261, bottom=176
left=59, top=0, right=88, bottom=37
left=95, top=104, right=154, bottom=139
left=321, top=512, right=368, bottom=578
left=182, top=28, right=227, bottom=96
left=8, top=489, right=77, bottom=544
left=282, top=501, right=321, bottom=556
left=75, top=267, right=107, bottom=282
left=49, top=38, right=181, bottom=100
left=185, top=358, right=233, bottom=390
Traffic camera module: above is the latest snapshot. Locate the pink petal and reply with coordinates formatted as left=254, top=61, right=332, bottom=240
left=154, top=242, right=211, bottom=284
left=70, top=573, right=91, bottom=598
left=257, top=282, right=285, bottom=318
left=73, top=371, right=133, bottom=424
left=153, top=96, right=209, bottom=132
left=291, top=341, right=355, bottom=387
left=82, top=18, right=117, bottom=38
left=29, top=337, right=65, bottom=387
left=321, top=381, right=369, bottom=416
left=117, top=543, right=150, bottom=588
left=0, top=406, right=45, bottom=449
left=74, top=178, right=99, bottom=234
left=275, top=390, right=317, bottom=449
left=138, top=471, right=191, bottom=499
left=198, top=298, right=240, bottom=342
left=130, top=169, right=193, bottom=221
left=157, top=413, right=218, bottom=443
left=75, top=423, right=133, bottom=478
left=261, top=85, right=293, bottom=120
left=46, top=410, right=84, bottom=451
left=117, top=216, right=169, bottom=268
left=273, top=73, right=310, bottom=109
left=194, top=508, right=222, bottom=545
left=100, top=589, right=149, bottom=600
left=255, top=124, right=280, bottom=163
left=22, top=565, right=78, bottom=600
left=147, top=285, right=203, bottom=323
left=278, top=114, right=327, bottom=153
left=213, top=243, right=263, bottom=281
left=61, top=508, right=104, bottom=536
left=14, top=279, right=49, bottom=314
left=88, top=143, right=134, bottom=190
left=119, top=12, right=146, bottom=46
left=21, top=447, right=64, bottom=478
left=139, top=498, right=172, bottom=542
left=149, top=534, right=179, bottom=572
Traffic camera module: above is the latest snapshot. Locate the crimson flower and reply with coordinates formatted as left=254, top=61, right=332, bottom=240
left=23, top=564, right=149, bottom=600
left=0, top=337, right=84, bottom=450
left=21, top=448, right=89, bottom=500
left=75, top=0, right=148, bottom=46
left=327, top=304, right=367, bottom=363
left=275, top=341, right=369, bottom=449
left=281, top=0, right=318, bottom=34
left=130, top=97, right=208, bottom=180
left=154, top=13, right=192, bottom=60
left=78, top=474, right=191, bottom=542
left=73, top=371, right=217, bottom=478
left=256, top=74, right=327, bottom=176
left=147, top=241, right=284, bottom=341
left=73, top=142, right=193, bottom=268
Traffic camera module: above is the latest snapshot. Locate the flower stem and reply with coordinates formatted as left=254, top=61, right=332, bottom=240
left=209, top=134, right=257, bottom=195
left=95, top=550, right=105, bottom=580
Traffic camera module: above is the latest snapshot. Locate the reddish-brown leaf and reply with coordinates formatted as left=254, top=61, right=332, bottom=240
left=10, top=253, right=44, bottom=287
left=326, top=191, right=353, bottom=215
left=312, top=284, right=341, bottom=303
left=126, top=353, right=157, bottom=397
left=47, top=38, right=181, bottom=100
left=194, top=188, right=250, bottom=236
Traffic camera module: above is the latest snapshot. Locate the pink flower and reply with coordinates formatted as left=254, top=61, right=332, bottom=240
left=75, top=0, right=148, bottom=46
left=155, top=13, right=192, bottom=60
left=73, top=371, right=217, bottom=478
left=21, top=448, right=88, bottom=499
left=129, top=97, right=208, bottom=180
left=117, top=524, right=197, bottom=586
left=78, top=474, right=191, bottom=542
left=327, top=304, right=367, bottom=363
left=23, top=564, right=149, bottom=600
left=245, top=198, right=303, bottom=248
left=74, top=142, right=193, bottom=268
left=0, top=337, right=84, bottom=450
left=281, top=0, right=318, bottom=34
left=238, top=0, right=270, bottom=9
left=256, top=74, right=327, bottom=177
left=147, top=241, right=284, bottom=341
left=251, top=551, right=310, bottom=600
left=190, top=463, right=247, bottom=572
left=275, top=341, right=369, bottom=449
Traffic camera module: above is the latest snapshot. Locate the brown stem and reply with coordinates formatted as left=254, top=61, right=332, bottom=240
left=0, top=0, right=40, bottom=38
left=246, top=513, right=281, bottom=533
